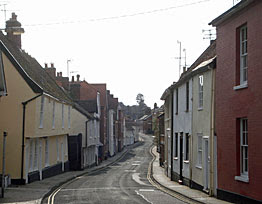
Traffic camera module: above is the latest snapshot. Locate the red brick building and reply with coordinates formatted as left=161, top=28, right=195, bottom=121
left=210, top=1, right=262, bottom=203
left=91, top=84, right=109, bottom=159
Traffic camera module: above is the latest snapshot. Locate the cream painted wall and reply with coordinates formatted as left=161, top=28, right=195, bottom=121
left=192, top=69, right=212, bottom=187
left=69, top=108, right=88, bottom=147
left=0, top=53, right=37, bottom=179
left=0, top=51, right=70, bottom=181
left=34, top=95, right=71, bottom=137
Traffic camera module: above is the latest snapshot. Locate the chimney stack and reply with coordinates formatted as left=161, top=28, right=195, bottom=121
left=44, top=62, right=56, bottom=79
left=5, top=13, right=25, bottom=49
left=72, top=76, right=74, bottom=82
left=77, top=74, right=80, bottom=82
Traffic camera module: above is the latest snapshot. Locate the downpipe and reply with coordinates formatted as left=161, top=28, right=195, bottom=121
left=21, top=93, right=43, bottom=182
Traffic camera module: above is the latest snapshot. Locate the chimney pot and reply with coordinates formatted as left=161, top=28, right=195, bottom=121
left=183, top=66, right=186, bottom=73
left=5, top=13, right=24, bottom=49
left=12, top=12, right=17, bottom=20
left=60, top=72, right=62, bottom=77
left=44, top=63, right=48, bottom=68
left=51, top=63, right=54, bottom=68
left=77, top=74, right=80, bottom=82
left=72, top=76, right=75, bottom=82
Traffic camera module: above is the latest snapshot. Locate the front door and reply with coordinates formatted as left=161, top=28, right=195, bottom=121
left=179, top=132, right=183, bottom=181
left=203, top=138, right=209, bottom=190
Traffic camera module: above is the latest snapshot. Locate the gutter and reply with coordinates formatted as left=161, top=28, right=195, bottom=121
left=21, top=93, right=43, bottom=182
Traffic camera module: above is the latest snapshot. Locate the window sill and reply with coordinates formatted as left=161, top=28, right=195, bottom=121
left=233, top=83, right=248, bottom=90
left=198, top=108, right=203, bottom=111
left=195, top=165, right=202, bottom=169
left=173, top=157, right=178, bottom=160
left=235, top=175, right=249, bottom=183
left=184, top=160, right=189, bottom=164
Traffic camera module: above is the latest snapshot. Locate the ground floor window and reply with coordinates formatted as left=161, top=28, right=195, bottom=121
left=185, top=133, right=189, bottom=161
left=197, top=133, right=202, bottom=167
left=240, top=118, right=248, bottom=176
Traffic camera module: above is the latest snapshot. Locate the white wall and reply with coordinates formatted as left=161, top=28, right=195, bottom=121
left=173, top=78, right=193, bottom=180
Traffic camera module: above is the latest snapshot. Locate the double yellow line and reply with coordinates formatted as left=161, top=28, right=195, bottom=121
left=147, top=145, right=200, bottom=204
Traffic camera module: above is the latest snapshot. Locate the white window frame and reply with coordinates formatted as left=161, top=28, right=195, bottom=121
left=197, top=133, right=202, bottom=168
left=186, top=81, right=189, bottom=112
left=241, top=118, right=248, bottom=176
left=29, top=139, right=34, bottom=172
left=52, top=101, right=55, bottom=129
left=44, top=137, right=49, bottom=167
left=184, top=133, right=189, bottom=161
left=62, top=104, right=64, bottom=129
left=33, top=139, right=38, bottom=171
left=39, top=96, right=45, bottom=128
left=198, top=75, right=203, bottom=110
left=64, top=135, right=68, bottom=156
left=174, top=133, right=178, bottom=158
left=235, top=118, right=249, bottom=182
left=240, top=25, right=248, bottom=85
left=68, top=106, right=71, bottom=129
left=56, top=136, right=60, bottom=162
left=175, top=89, right=178, bottom=114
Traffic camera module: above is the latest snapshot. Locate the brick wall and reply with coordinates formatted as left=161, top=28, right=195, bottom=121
left=215, top=1, right=262, bottom=201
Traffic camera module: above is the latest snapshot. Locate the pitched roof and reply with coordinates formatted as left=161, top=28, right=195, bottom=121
left=209, top=0, right=255, bottom=26
left=171, top=41, right=216, bottom=90
left=73, top=102, right=95, bottom=119
left=76, top=100, right=98, bottom=113
left=0, top=31, right=72, bottom=104
left=161, top=41, right=216, bottom=100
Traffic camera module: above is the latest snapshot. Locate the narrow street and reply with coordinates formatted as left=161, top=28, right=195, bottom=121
left=42, top=134, right=186, bottom=204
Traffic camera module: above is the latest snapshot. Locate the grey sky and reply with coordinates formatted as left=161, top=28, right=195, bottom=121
left=0, top=0, right=234, bottom=107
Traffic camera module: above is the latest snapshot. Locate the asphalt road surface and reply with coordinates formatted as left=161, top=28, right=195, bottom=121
left=44, top=134, right=186, bottom=204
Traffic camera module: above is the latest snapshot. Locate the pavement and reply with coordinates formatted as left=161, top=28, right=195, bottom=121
left=150, top=145, right=232, bottom=204
left=0, top=140, right=231, bottom=204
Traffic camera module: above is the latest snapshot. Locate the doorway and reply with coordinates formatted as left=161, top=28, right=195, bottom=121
left=203, top=138, right=209, bottom=191
left=179, top=132, right=183, bottom=181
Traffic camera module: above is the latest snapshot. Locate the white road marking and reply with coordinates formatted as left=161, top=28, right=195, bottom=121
left=139, top=189, right=155, bottom=192
left=125, top=169, right=136, bottom=172
left=135, top=190, right=154, bottom=204
left=132, top=173, right=149, bottom=186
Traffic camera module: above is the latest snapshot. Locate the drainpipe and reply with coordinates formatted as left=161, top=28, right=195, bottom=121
left=21, top=93, right=43, bottom=182
left=170, top=91, right=174, bottom=180
left=209, top=64, right=216, bottom=196
left=190, top=78, right=194, bottom=188
left=85, top=120, right=89, bottom=147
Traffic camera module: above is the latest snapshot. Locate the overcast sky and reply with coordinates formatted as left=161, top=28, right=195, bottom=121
left=0, top=0, right=236, bottom=108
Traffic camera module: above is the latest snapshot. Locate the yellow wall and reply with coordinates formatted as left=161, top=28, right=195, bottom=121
left=0, top=53, right=36, bottom=179
left=0, top=52, right=70, bottom=181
